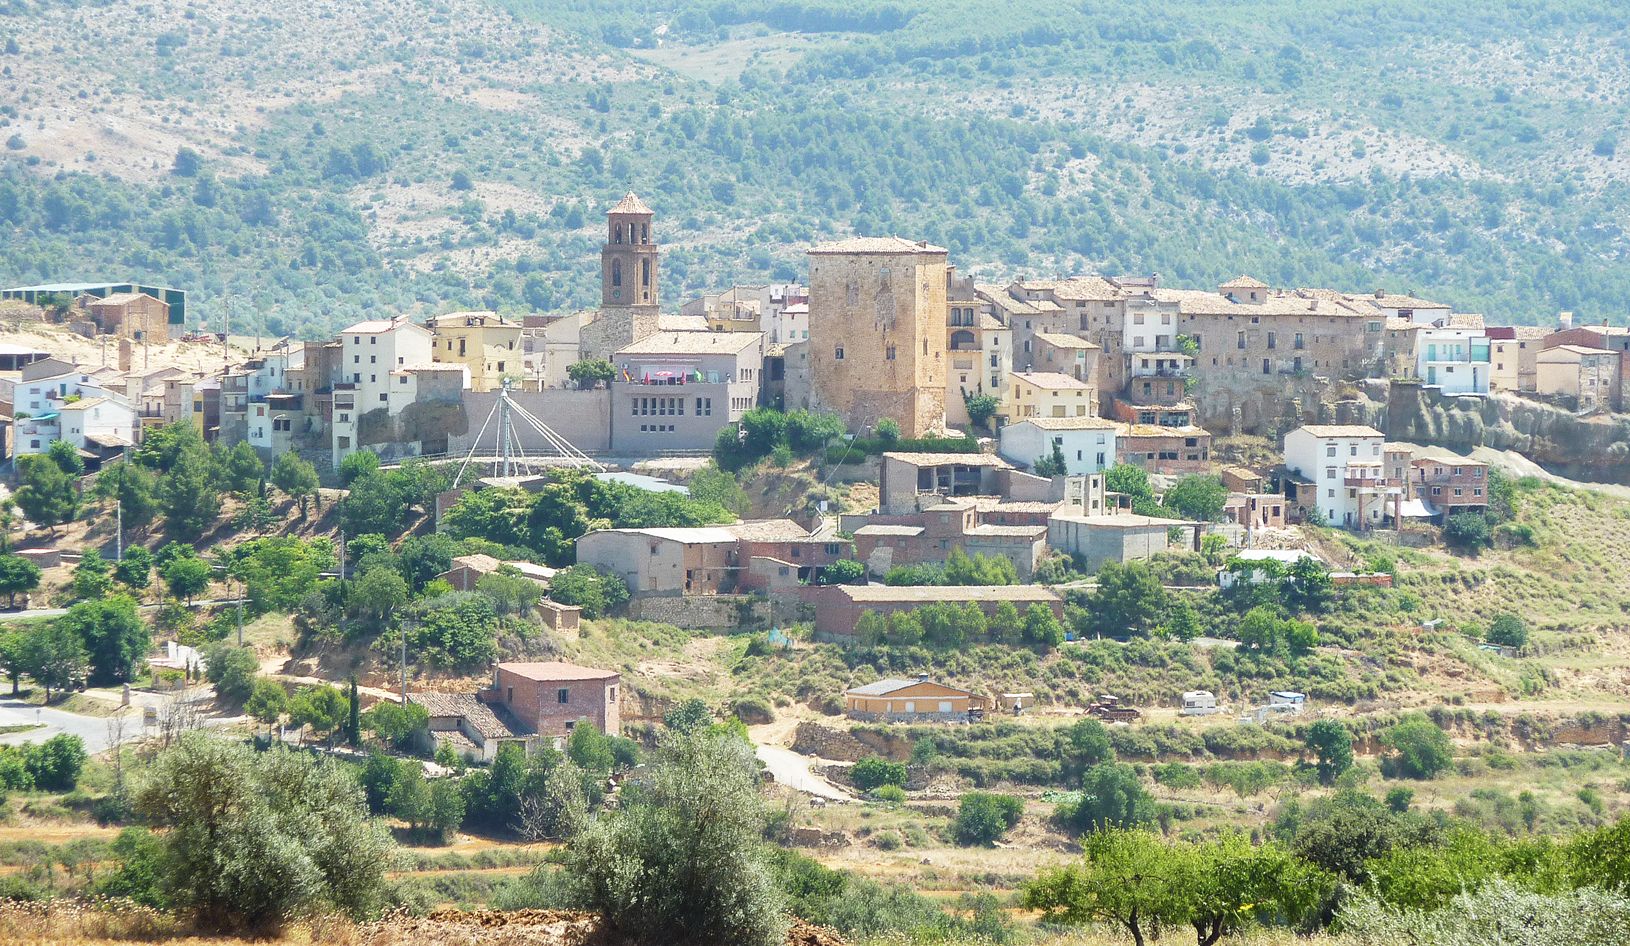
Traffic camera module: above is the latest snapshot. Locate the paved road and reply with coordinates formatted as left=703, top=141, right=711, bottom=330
left=0, top=697, right=136, bottom=753
left=754, top=743, right=855, bottom=802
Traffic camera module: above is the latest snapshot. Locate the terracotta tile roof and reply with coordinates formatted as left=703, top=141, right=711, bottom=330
left=407, top=693, right=532, bottom=740
left=1360, top=292, right=1450, bottom=310
left=88, top=291, right=155, bottom=306
left=1013, top=416, right=1119, bottom=431
left=1012, top=371, right=1091, bottom=390
left=607, top=192, right=653, bottom=215
left=655, top=314, right=709, bottom=332
left=726, top=519, right=814, bottom=542
left=1446, top=313, right=1486, bottom=329
left=1151, top=288, right=1375, bottom=318
left=1120, top=423, right=1211, bottom=438
left=1050, top=512, right=1189, bottom=528
left=498, top=661, right=618, bottom=682
left=808, top=236, right=947, bottom=255
left=1033, top=332, right=1100, bottom=350
left=1294, top=424, right=1385, bottom=438
left=616, top=331, right=762, bottom=355
left=966, top=523, right=1047, bottom=538
left=1219, top=275, right=1269, bottom=290
left=883, top=452, right=1012, bottom=468
left=1541, top=344, right=1617, bottom=357
left=853, top=524, right=926, bottom=537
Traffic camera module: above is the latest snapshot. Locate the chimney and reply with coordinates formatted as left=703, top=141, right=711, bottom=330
left=1559, top=311, right=1574, bottom=331
left=1374, top=289, right=1385, bottom=299
left=916, top=672, right=930, bottom=683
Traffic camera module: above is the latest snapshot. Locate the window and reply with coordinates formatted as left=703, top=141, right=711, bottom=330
left=608, top=686, right=616, bottom=702
left=370, top=337, right=377, bottom=345
left=379, top=393, right=388, bottom=402
left=834, top=346, right=844, bottom=360
left=557, top=688, right=570, bottom=704
left=611, top=259, right=622, bottom=286
left=1267, top=331, right=1277, bottom=349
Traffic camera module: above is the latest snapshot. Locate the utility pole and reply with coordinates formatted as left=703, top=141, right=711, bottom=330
left=336, top=502, right=347, bottom=641
left=399, top=616, right=410, bottom=705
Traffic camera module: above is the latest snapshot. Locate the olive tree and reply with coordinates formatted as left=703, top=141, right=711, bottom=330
left=133, top=734, right=390, bottom=931
left=560, top=731, right=787, bottom=946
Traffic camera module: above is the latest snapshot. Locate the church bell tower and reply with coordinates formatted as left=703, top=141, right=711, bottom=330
left=581, top=192, right=661, bottom=361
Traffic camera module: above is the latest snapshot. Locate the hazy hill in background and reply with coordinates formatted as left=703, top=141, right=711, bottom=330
left=2, top=0, right=1629, bottom=338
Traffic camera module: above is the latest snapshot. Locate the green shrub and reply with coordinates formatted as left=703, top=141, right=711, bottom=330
left=953, top=792, right=1024, bottom=846
left=868, top=784, right=907, bottom=804
left=851, top=756, right=908, bottom=791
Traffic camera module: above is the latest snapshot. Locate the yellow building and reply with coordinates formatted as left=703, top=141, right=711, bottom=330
left=1007, top=371, right=1097, bottom=420
left=428, top=311, right=524, bottom=392
left=682, top=286, right=763, bottom=333
left=1489, top=326, right=1548, bottom=392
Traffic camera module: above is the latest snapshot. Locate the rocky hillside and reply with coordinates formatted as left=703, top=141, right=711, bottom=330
left=3, top=0, right=1630, bottom=337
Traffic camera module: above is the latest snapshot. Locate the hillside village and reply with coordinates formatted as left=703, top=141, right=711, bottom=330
left=3, top=190, right=1630, bottom=943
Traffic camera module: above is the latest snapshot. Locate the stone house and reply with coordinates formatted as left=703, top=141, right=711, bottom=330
left=1116, top=423, right=1212, bottom=474
left=84, top=292, right=171, bottom=342
left=576, top=519, right=837, bottom=596
left=945, top=269, right=1011, bottom=430
left=439, top=554, right=555, bottom=592
left=1536, top=344, right=1621, bottom=411
left=850, top=500, right=1048, bottom=580
left=408, top=691, right=536, bottom=763
left=1046, top=511, right=1182, bottom=571
left=1031, top=332, right=1102, bottom=387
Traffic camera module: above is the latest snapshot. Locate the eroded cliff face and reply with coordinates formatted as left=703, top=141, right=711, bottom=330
left=1326, top=382, right=1630, bottom=484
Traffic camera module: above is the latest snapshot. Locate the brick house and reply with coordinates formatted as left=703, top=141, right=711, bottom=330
left=486, top=662, right=620, bottom=739
left=1116, top=423, right=1212, bottom=474
left=1408, top=457, right=1490, bottom=521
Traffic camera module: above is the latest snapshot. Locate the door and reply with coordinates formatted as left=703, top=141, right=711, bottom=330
left=903, top=701, right=915, bottom=714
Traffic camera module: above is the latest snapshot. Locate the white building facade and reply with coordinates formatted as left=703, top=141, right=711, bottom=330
left=1415, top=328, right=1490, bottom=395
left=1283, top=424, right=1395, bottom=529
left=998, top=417, right=1118, bottom=475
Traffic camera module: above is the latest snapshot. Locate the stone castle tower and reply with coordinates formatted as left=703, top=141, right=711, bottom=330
left=807, top=237, right=949, bottom=437
left=579, top=193, right=662, bottom=362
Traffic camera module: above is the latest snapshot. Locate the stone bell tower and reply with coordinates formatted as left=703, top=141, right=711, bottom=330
left=580, top=192, right=661, bottom=362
